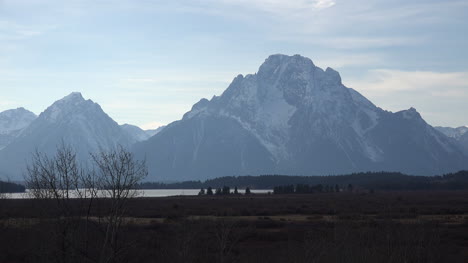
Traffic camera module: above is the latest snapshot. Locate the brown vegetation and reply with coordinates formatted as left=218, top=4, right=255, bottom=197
left=1, top=191, right=468, bottom=262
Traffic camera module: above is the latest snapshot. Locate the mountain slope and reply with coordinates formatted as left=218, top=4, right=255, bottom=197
left=134, top=54, right=468, bottom=180
left=121, top=124, right=151, bottom=142
left=0, top=92, right=132, bottom=179
left=0, top=107, right=37, bottom=150
left=459, top=132, right=468, bottom=154
left=145, top=126, right=165, bottom=137
left=435, top=126, right=468, bottom=140
left=121, top=124, right=166, bottom=143
left=435, top=126, right=468, bottom=154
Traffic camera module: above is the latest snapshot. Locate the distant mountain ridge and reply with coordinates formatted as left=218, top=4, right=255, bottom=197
left=436, top=126, right=468, bottom=155
left=0, top=93, right=135, bottom=179
left=0, top=107, right=37, bottom=150
left=121, top=124, right=165, bottom=143
left=435, top=126, right=468, bottom=140
left=134, top=54, right=468, bottom=180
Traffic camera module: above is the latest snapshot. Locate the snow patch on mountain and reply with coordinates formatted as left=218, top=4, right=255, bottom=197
left=41, top=92, right=89, bottom=122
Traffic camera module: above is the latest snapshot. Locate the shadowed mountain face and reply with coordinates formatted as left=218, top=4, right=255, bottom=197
left=134, top=54, right=468, bottom=180
left=0, top=92, right=133, bottom=179
left=460, top=133, right=468, bottom=154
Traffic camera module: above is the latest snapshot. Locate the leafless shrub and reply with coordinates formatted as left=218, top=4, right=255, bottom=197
left=92, top=145, right=147, bottom=263
left=24, top=142, right=96, bottom=262
left=215, top=219, right=242, bottom=263
left=24, top=143, right=147, bottom=263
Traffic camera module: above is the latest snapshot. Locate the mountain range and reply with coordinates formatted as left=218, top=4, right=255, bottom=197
left=0, top=54, right=467, bottom=180
left=0, top=93, right=160, bottom=179
left=133, top=54, right=467, bottom=180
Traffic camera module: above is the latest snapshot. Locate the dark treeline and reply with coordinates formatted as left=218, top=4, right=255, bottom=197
left=138, top=170, right=468, bottom=191
left=198, top=186, right=251, bottom=196
left=138, top=180, right=204, bottom=189
left=274, top=184, right=335, bottom=194
left=0, top=180, right=25, bottom=193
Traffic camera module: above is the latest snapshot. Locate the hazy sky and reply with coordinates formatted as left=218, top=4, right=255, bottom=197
left=0, top=0, right=467, bottom=129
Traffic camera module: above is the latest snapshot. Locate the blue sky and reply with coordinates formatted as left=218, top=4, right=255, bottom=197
left=0, top=0, right=467, bottom=129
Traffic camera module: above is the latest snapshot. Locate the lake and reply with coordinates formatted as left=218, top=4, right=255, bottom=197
left=4, top=189, right=272, bottom=199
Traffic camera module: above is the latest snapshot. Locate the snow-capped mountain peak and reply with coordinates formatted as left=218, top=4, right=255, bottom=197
left=0, top=92, right=133, bottom=179
left=400, top=107, right=422, bottom=120
left=182, top=54, right=382, bottom=162
left=63, top=91, right=84, bottom=101
left=134, top=54, right=468, bottom=180
left=41, top=92, right=99, bottom=122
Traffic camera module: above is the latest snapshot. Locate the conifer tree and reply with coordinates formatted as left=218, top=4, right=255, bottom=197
left=207, top=187, right=213, bottom=195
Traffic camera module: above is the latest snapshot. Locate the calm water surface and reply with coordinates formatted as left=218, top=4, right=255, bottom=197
left=6, top=189, right=272, bottom=199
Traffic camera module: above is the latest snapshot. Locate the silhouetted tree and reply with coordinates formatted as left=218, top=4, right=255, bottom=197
left=25, top=142, right=95, bottom=263
left=296, top=184, right=311, bottom=194
left=273, top=185, right=295, bottom=194
left=198, top=188, right=205, bottom=195
left=91, top=146, right=147, bottom=262
left=245, top=187, right=251, bottom=195
left=317, top=184, right=324, bottom=193
left=234, top=186, right=239, bottom=195
left=207, top=187, right=213, bottom=195
left=222, top=186, right=230, bottom=195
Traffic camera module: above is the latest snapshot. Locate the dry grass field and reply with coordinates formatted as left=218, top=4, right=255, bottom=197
left=1, top=191, right=468, bottom=263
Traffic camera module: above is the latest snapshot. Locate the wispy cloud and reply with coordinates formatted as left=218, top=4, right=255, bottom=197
left=272, top=35, right=424, bottom=49
left=214, top=0, right=336, bottom=14
left=346, top=69, right=468, bottom=126
left=314, top=0, right=335, bottom=9
left=187, top=0, right=466, bottom=50
left=121, top=70, right=235, bottom=85
left=314, top=53, right=385, bottom=68
left=0, top=20, right=46, bottom=41
left=348, top=70, right=468, bottom=94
